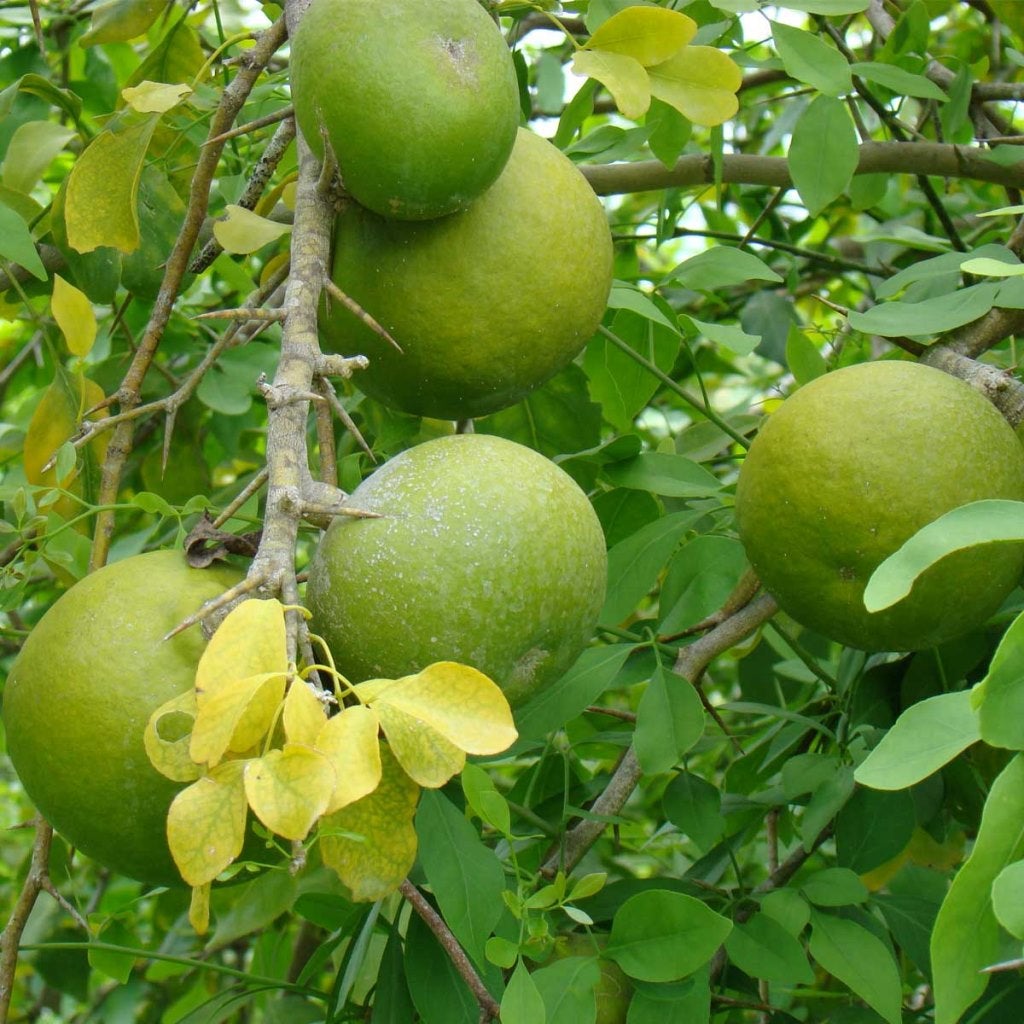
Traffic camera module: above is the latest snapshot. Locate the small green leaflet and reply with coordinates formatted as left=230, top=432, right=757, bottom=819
left=848, top=283, right=1000, bottom=338
left=850, top=61, right=948, bottom=101
left=664, top=246, right=782, bottom=291
left=788, top=95, right=859, bottom=216
left=855, top=690, right=980, bottom=790
left=864, top=499, right=1024, bottom=612
left=772, top=22, right=851, bottom=97
left=974, top=608, right=1024, bottom=749
left=634, top=663, right=705, bottom=776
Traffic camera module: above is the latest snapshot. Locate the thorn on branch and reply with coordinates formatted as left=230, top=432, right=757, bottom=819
left=193, top=308, right=289, bottom=323
left=163, top=574, right=265, bottom=640
left=257, top=373, right=327, bottom=409
left=313, top=377, right=376, bottom=462
left=323, top=279, right=403, bottom=352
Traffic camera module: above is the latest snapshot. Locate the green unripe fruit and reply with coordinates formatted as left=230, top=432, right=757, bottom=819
left=321, top=128, right=614, bottom=420
left=735, top=360, right=1024, bottom=651
left=3, top=551, right=242, bottom=884
left=289, top=0, right=519, bottom=221
left=306, top=435, right=608, bottom=707
left=551, top=935, right=632, bottom=1024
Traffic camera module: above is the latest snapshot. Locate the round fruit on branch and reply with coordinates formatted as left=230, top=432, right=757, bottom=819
left=289, top=0, right=519, bottom=221
left=735, top=359, right=1024, bottom=651
left=320, top=128, right=614, bottom=421
left=305, top=434, right=608, bottom=708
left=3, top=550, right=242, bottom=884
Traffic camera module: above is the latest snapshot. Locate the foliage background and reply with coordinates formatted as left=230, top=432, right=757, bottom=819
left=4, top=0, right=1024, bottom=1022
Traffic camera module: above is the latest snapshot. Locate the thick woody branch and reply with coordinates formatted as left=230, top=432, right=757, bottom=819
left=542, top=594, right=779, bottom=877
left=582, top=142, right=1024, bottom=197
left=89, top=16, right=288, bottom=571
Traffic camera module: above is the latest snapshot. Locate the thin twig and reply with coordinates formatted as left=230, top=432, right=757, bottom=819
left=399, top=881, right=500, bottom=1022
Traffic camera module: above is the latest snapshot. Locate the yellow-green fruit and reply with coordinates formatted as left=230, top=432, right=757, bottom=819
left=289, top=0, right=518, bottom=221
left=3, top=551, right=241, bottom=884
left=321, top=128, right=613, bottom=420
left=306, top=434, right=607, bottom=708
left=735, top=360, right=1024, bottom=651
left=551, top=935, right=632, bottom=1024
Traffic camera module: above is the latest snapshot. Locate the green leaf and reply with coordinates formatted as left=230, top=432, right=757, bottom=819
left=977, top=609, right=1024, bottom=749
left=772, top=22, right=852, bottom=96
left=785, top=327, right=827, bottom=385
left=601, top=452, right=720, bottom=499
left=1, top=121, right=76, bottom=195
left=932, top=756, right=1024, bottom=1023
left=991, top=860, right=1024, bottom=939
left=864, top=499, right=1024, bottom=612
left=606, top=890, right=732, bottom=982
left=850, top=61, right=948, bottom=101
left=788, top=95, right=859, bottom=216
left=836, top=787, right=916, bottom=873
left=724, top=913, right=815, bottom=984
left=404, top=910, right=479, bottom=1024
left=658, top=535, right=747, bottom=636
left=461, top=763, right=511, bottom=835
left=808, top=911, right=902, bottom=1024
left=585, top=6, right=696, bottom=64
left=854, top=690, right=980, bottom=790
left=515, top=644, right=634, bottom=741
left=0, top=201, right=46, bottom=280
left=848, top=283, right=1000, bottom=338
left=571, top=50, right=651, bottom=120
left=960, top=256, right=1024, bottom=277
left=374, top=918, right=417, bottom=1022
left=600, top=510, right=703, bottom=625
left=501, top=961, right=547, bottom=1024
left=682, top=315, right=760, bottom=356
left=65, top=110, right=160, bottom=253
left=648, top=46, right=742, bottom=127
left=662, top=771, right=723, bottom=853
left=664, top=247, right=782, bottom=291
left=532, top=956, right=601, bottom=1024
left=606, top=284, right=680, bottom=332
left=800, top=868, right=869, bottom=907
left=634, top=663, right=705, bottom=776
left=80, top=0, right=166, bottom=45
left=801, top=767, right=855, bottom=849
left=416, top=790, right=506, bottom=964
left=208, top=869, right=299, bottom=950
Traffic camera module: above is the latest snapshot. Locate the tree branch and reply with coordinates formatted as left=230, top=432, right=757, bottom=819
left=542, top=594, right=779, bottom=877
left=399, top=880, right=500, bottom=1022
left=582, top=142, right=1024, bottom=197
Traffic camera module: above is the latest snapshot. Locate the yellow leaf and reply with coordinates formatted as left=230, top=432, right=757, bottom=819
left=51, top=274, right=97, bottom=357
left=24, top=370, right=108, bottom=519
left=121, top=81, right=193, bottom=114
left=144, top=690, right=201, bottom=782
left=190, top=672, right=286, bottom=767
left=65, top=109, right=160, bottom=253
left=167, top=760, right=248, bottom=886
left=320, top=746, right=419, bottom=902
left=571, top=50, right=651, bottom=119
left=586, top=6, right=696, bottom=65
left=213, top=205, right=292, bottom=255
left=243, top=744, right=334, bottom=841
left=189, top=883, right=211, bottom=935
left=316, top=705, right=382, bottom=813
left=648, top=46, right=742, bottom=127
left=283, top=679, right=328, bottom=747
left=354, top=688, right=464, bottom=788
left=356, top=663, right=518, bottom=756
left=195, top=598, right=287, bottom=701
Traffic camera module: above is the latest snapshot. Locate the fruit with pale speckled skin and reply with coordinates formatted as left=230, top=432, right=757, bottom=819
left=306, top=434, right=607, bottom=707
left=735, top=360, right=1024, bottom=650
left=3, top=551, right=242, bottom=884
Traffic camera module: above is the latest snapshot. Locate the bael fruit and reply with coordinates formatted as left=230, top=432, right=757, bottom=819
left=306, top=434, right=607, bottom=708
left=735, top=359, right=1024, bottom=651
left=3, top=550, right=242, bottom=884
left=289, top=0, right=519, bottom=221
left=321, top=128, right=614, bottom=420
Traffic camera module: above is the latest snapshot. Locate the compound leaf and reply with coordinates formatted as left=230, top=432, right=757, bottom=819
left=571, top=50, right=650, bottom=119
left=145, top=690, right=201, bottom=782
left=315, top=704, right=383, bottom=813
left=648, top=46, right=742, bottom=127
left=243, top=744, right=334, bottom=841
left=168, top=760, right=248, bottom=887
left=195, top=598, right=288, bottom=700
left=585, top=6, right=696, bottom=64
left=320, top=746, right=420, bottom=901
